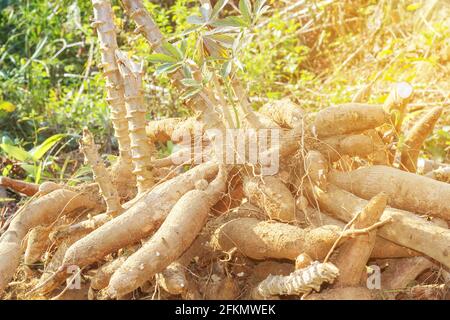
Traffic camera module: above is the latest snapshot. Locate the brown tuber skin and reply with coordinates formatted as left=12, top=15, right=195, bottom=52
left=314, top=129, right=389, bottom=164
left=307, top=183, right=450, bottom=268
left=0, top=189, right=101, bottom=294
left=0, top=176, right=39, bottom=196
left=36, top=162, right=219, bottom=294
left=107, top=167, right=227, bottom=297
left=212, top=217, right=341, bottom=261
left=156, top=262, right=188, bottom=296
left=381, top=256, right=434, bottom=298
left=211, top=216, right=411, bottom=262
left=242, top=175, right=296, bottom=222
left=333, top=192, right=388, bottom=287
left=305, top=207, right=420, bottom=259
left=399, top=107, right=443, bottom=172
left=329, top=165, right=450, bottom=220
left=24, top=225, right=52, bottom=265
left=38, top=181, right=62, bottom=195
left=258, top=98, right=304, bottom=128
left=304, top=150, right=328, bottom=186
left=313, top=103, right=387, bottom=137
left=90, top=256, right=128, bottom=291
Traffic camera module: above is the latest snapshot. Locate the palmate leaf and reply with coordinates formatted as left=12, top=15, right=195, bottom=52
left=221, top=60, right=233, bottom=78
left=180, top=78, right=201, bottom=87
left=200, top=2, right=212, bottom=21
left=210, top=16, right=249, bottom=28
left=148, top=53, right=178, bottom=64
left=180, top=86, right=202, bottom=100
left=187, top=15, right=206, bottom=25
left=206, top=34, right=235, bottom=49
left=162, top=41, right=183, bottom=61
left=210, top=0, right=229, bottom=20
left=155, top=63, right=182, bottom=76
left=254, top=0, right=267, bottom=16
left=239, top=0, right=252, bottom=24
left=203, top=37, right=229, bottom=59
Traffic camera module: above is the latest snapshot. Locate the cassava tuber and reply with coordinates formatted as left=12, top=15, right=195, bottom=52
left=333, top=192, right=388, bottom=287
left=307, top=183, right=450, bottom=268
left=258, top=98, right=304, bottom=128
left=400, top=107, right=443, bottom=172
left=329, top=165, right=450, bottom=220
left=242, top=175, right=295, bottom=222
left=0, top=176, right=38, bottom=196
left=107, top=166, right=227, bottom=297
left=313, top=103, right=387, bottom=137
left=37, top=162, right=218, bottom=294
left=0, top=189, right=101, bottom=294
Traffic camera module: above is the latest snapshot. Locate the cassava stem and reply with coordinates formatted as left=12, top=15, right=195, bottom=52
left=81, top=128, right=122, bottom=217
left=116, top=50, right=155, bottom=193
left=91, top=0, right=133, bottom=182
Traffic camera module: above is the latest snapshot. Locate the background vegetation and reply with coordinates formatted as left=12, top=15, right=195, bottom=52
left=0, top=0, right=448, bottom=185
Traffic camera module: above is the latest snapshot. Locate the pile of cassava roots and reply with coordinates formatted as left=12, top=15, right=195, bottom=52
left=0, top=0, right=449, bottom=300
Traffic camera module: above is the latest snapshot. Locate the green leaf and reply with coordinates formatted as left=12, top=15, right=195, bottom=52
left=162, top=42, right=183, bottom=61
left=180, top=78, right=201, bottom=87
left=180, top=39, right=188, bottom=56
left=2, top=164, right=12, bottom=176
left=254, top=0, right=267, bottom=15
left=200, top=3, right=212, bottom=21
left=221, top=60, right=233, bottom=78
left=211, top=0, right=229, bottom=20
left=266, top=91, right=281, bottom=99
left=187, top=15, right=205, bottom=25
left=180, top=87, right=202, bottom=100
left=207, top=34, right=235, bottom=48
left=211, top=16, right=249, bottom=28
left=202, top=66, right=213, bottom=83
left=29, top=134, right=66, bottom=161
left=155, top=63, right=182, bottom=76
left=20, top=164, right=36, bottom=177
left=0, top=143, right=30, bottom=162
left=1, top=135, right=13, bottom=145
left=239, top=0, right=252, bottom=23
left=203, top=37, right=229, bottom=58
left=34, top=164, right=42, bottom=183
left=148, top=53, right=178, bottom=64
left=182, top=64, right=193, bottom=79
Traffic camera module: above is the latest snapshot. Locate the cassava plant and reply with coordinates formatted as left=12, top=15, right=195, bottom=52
left=0, top=0, right=449, bottom=301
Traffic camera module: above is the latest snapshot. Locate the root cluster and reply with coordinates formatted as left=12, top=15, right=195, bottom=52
left=0, top=0, right=448, bottom=301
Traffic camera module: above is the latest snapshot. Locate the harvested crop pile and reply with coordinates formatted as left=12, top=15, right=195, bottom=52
left=0, top=0, right=449, bottom=301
